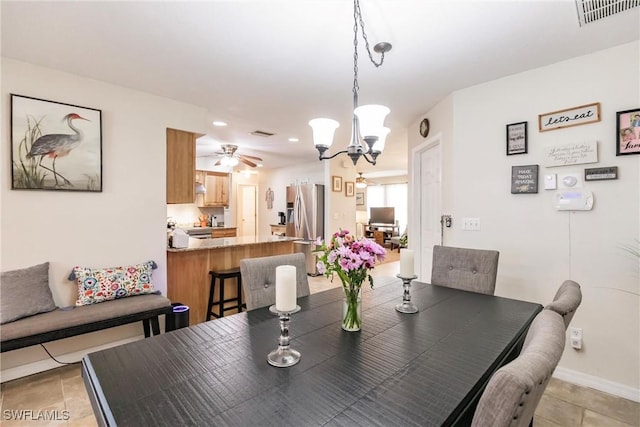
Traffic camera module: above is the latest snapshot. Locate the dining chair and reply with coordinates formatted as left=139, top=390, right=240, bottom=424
left=471, top=309, right=566, bottom=427
left=430, top=245, right=500, bottom=295
left=239, top=253, right=310, bottom=311
left=545, top=279, right=582, bottom=330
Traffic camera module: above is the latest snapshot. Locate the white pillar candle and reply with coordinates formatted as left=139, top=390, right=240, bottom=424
left=275, top=265, right=297, bottom=312
left=400, top=249, right=414, bottom=278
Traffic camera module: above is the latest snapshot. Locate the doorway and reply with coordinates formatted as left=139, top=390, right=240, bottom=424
left=410, top=134, right=442, bottom=279
left=237, top=184, right=257, bottom=237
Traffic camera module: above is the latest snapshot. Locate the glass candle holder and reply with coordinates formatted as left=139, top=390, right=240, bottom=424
left=395, top=274, right=419, bottom=314
left=267, top=305, right=301, bottom=367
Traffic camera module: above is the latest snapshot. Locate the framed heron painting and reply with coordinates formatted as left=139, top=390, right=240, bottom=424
left=10, top=94, right=102, bottom=192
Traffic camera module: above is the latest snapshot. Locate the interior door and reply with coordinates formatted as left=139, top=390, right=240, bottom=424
left=237, top=184, right=257, bottom=237
left=411, top=136, right=441, bottom=280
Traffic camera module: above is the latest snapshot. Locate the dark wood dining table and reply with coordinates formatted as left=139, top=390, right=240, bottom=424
left=82, top=277, right=542, bottom=427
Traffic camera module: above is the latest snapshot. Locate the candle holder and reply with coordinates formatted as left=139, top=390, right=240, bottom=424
left=267, top=305, right=301, bottom=367
left=395, top=274, right=419, bottom=314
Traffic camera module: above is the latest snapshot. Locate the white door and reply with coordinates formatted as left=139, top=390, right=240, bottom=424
left=411, top=136, right=442, bottom=280
left=237, top=185, right=257, bottom=237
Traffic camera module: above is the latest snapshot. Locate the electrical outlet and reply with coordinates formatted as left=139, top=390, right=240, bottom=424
left=462, top=218, right=480, bottom=231
left=569, top=327, right=583, bottom=350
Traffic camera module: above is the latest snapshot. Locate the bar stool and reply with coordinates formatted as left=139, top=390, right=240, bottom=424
left=207, top=267, right=245, bottom=320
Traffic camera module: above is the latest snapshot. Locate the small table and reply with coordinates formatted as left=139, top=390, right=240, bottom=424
left=83, top=278, right=541, bottom=426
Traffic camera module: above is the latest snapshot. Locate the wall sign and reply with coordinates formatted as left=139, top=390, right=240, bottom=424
left=544, top=141, right=598, bottom=167
left=538, top=102, right=601, bottom=132
left=511, top=165, right=539, bottom=194
left=506, top=121, right=527, bottom=155
left=585, top=166, right=618, bottom=181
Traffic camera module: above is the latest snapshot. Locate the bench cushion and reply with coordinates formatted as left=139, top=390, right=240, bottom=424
left=1, top=294, right=171, bottom=342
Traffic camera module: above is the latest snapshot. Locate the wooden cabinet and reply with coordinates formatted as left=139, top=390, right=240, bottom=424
left=365, top=224, right=399, bottom=246
left=166, top=128, right=196, bottom=204
left=270, top=224, right=286, bottom=235
left=196, top=170, right=230, bottom=207
left=211, top=228, right=237, bottom=238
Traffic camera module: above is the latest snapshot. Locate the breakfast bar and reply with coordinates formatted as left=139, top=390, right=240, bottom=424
left=167, top=235, right=301, bottom=325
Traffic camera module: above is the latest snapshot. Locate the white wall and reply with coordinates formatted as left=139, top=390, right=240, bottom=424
left=410, top=42, right=640, bottom=397
left=1, top=58, right=207, bottom=379
left=257, top=161, right=324, bottom=237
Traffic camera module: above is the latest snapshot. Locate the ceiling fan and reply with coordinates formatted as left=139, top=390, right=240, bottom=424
left=356, top=172, right=368, bottom=188
left=210, top=144, right=263, bottom=168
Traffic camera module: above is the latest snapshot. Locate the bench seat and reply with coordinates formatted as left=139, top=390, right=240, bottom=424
left=1, top=294, right=173, bottom=352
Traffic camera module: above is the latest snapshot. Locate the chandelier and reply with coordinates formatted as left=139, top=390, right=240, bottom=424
left=309, top=0, right=391, bottom=166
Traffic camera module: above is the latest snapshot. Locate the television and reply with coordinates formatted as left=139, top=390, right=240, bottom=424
left=369, top=207, right=394, bottom=225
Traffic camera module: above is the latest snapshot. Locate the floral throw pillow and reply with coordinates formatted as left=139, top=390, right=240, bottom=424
left=70, top=260, right=158, bottom=306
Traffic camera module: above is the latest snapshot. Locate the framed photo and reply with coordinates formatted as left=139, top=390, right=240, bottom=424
left=511, top=165, right=539, bottom=194
left=344, top=181, right=355, bottom=197
left=11, top=94, right=102, bottom=192
left=616, top=108, right=640, bottom=156
left=538, top=102, right=600, bottom=132
left=356, top=192, right=365, bottom=206
left=332, top=175, right=342, bottom=192
left=506, top=121, right=527, bottom=155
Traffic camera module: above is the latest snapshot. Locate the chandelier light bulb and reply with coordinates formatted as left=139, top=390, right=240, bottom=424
left=309, top=118, right=340, bottom=148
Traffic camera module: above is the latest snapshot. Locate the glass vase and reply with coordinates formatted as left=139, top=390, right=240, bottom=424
left=342, top=292, right=362, bottom=332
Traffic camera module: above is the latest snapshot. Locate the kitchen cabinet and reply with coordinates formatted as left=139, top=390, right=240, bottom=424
left=166, top=128, right=196, bottom=204
left=196, top=170, right=230, bottom=207
left=211, top=228, right=237, bottom=238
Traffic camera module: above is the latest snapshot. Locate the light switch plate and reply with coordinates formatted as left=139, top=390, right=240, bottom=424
left=544, top=174, right=557, bottom=190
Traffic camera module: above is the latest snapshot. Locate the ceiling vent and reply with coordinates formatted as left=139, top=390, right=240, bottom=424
left=250, top=130, right=275, bottom=137
left=575, top=0, right=639, bottom=26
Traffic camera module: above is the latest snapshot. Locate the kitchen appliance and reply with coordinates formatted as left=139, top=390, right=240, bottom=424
left=277, top=211, right=286, bottom=225
left=286, top=183, right=324, bottom=275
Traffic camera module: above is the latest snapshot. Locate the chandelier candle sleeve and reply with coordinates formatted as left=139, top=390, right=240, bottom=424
left=400, top=249, right=415, bottom=277
left=275, top=265, right=297, bottom=312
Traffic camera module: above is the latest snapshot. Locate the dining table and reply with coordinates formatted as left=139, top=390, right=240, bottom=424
left=82, top=276, right=542, bottom=427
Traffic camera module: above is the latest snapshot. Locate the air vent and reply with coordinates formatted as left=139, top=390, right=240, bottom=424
left=575, top=0, right=639, bottom=26
left=250, top=130, right=275, bottom=137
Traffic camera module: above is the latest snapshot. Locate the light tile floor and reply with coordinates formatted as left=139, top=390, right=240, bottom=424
left=2, top=258, right=638, bottom=426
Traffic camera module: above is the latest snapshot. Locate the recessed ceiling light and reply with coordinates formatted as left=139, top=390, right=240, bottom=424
left=257, top=164, right=263, bottom=168
left=212, top=121, right=227, bottom=127
left=288, top=137, right=299, bottom=142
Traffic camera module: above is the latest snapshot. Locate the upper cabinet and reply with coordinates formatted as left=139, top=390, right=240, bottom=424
left=166, top=128, right=196, bottom=204
left=196, top=170, right=230, bottom=207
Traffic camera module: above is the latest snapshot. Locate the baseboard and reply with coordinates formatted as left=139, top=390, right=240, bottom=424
left=0, top=336, right=143, bottom=383
left=553, top=366, right=640, bottom=402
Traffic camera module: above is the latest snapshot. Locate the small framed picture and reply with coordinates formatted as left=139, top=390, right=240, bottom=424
left=616, top=108, right=640, bottom=156
left=332, top=175, right=342, bottom=192
left=344, top=181, right=355, bottom=197
left=356, top=192, right=365, bottom=205
left=511, top=165, right=539, bottom=194
left=506, top=122, right=527, bottom=155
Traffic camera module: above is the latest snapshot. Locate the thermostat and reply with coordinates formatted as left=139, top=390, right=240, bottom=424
left=554, top=190, right=594, bottom=211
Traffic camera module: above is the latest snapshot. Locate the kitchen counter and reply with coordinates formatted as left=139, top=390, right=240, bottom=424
left=167, top=235, right=299, bottom=252
left=166, top=235, right=301, bottom=324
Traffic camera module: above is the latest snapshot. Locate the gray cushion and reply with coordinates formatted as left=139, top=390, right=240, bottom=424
left=1, top=262, right=57, bottom=324
left=471, top=310, right=566, bottom=427
left=1, top=294, right=171, bottom=341
left=544, top=279, right=582, bottom=330
left=240, top=253, right=309, bottom=311
left=431, top=245, right=499, bottom=295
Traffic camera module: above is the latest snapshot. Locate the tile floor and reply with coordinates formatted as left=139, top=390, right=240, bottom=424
left=2, top=258, right=638, bottom=426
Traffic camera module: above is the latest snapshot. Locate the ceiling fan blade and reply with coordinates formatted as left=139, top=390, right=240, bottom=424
left=214, top=159, right=222, bottom=166
left=239, top=154, right=263, bottom=161
left=238, top=157, right=257, bottom=167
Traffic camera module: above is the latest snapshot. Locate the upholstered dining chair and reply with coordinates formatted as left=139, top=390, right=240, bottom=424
left=239, top=253, right=310, bottom=311
left=471, top=309, right=566, bottom=427
left=545, top=279, right=582, bottom=330
left=430, top=245, right=500, bottom=295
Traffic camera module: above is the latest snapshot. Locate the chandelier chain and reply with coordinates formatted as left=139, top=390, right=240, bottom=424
left=355, top=0, right=386, bottom=68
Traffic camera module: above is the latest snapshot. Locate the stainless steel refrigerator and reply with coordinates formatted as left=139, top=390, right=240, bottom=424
left=286, top=183, right=324, bottom=275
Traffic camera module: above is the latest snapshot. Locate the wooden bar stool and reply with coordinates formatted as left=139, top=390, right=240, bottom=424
left=207, top=267, right=244, bottom=320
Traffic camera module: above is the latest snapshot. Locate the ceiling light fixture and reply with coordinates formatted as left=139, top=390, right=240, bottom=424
left=355, top=172, right=367, bottom=189
left=309, top=0, right=392, bottom=166
left=212, top=121, right=228, bottom=127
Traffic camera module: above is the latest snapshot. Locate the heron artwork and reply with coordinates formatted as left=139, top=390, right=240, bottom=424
left=26, top=113, right=89, bottom=187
